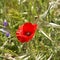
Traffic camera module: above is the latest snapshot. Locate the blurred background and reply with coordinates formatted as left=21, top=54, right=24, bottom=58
left=0, top=0, right=60, bottom=60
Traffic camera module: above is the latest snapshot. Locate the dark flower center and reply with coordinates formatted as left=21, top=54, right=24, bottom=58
left=25, top=32, right=31, bottom=36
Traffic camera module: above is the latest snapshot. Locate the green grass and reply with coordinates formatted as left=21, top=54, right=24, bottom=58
left=0, top=0, right=60, bottom=60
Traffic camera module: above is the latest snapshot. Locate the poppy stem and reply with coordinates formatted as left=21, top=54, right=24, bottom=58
left=22, top=43, right=27, bottom=53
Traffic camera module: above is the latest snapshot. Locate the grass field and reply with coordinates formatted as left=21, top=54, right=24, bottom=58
left=0, top=0, right=60, bottom=60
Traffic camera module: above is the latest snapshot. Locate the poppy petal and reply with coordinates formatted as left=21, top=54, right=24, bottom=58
left=16, top=22, right=37, bottom=43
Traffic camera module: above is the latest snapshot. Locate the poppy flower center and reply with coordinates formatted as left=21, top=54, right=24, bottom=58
left=24, top=32, right=31, bottom=36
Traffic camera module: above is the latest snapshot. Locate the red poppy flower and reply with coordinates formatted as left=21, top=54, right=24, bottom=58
left=16, top=22, right=37, bottom=43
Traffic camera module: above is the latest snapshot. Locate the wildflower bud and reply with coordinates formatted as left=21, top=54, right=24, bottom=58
left=3, top=20, right=8, bottom=26
left=6, top=32, right=10, bottom=37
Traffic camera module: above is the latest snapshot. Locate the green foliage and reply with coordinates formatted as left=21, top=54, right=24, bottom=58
left=0, top=0, right=60, bottom=60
